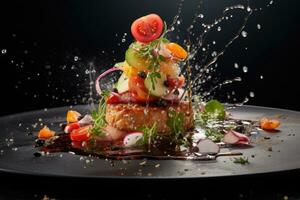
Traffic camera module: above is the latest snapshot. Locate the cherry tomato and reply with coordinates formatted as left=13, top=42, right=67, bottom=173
left=167, top=75, right=185, bottom=88
left=70, top=125, right=92, bottom=142
left=131, top=14, right=164, bottom=43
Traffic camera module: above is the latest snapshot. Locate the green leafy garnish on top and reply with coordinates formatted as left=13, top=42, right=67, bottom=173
left=89, top=95, right=107, bottom=137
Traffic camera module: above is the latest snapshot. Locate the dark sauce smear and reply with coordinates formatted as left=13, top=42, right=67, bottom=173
left=36, top=132, right=196, bottom=160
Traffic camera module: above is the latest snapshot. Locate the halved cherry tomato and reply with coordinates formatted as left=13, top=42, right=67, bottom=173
left=70, top=125, right=92, bottom=142
left=128, top=76, right=157, bottom=102
left=260, top=117, right=280, bottom=130
left=38, top=126, right=55, bottom=139
left=167, top=75, right=185, bottom=88
left=67, top=110, right=81, bottom=123
left=165, top=43, right=188, bottom=60
left=131, top=14, right=164, bottom=43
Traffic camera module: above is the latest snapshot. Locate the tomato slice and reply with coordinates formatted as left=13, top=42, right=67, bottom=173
left=167, top=75, right=185, bottom=88
left=131, top=14, right=164, bottom=43
left=70, top=125, right=91, bottom=142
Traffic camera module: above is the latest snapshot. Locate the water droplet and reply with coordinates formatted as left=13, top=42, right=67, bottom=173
left=234, top=63, right=239, bottom=69
left=202, top=48, right=206, bottom=52
left=247, top=6, right=252, bottom=12
left=269, top=0, right=273, bottom=5
left=249, top=91, right=255, bottom=97
left=241, top=31, right=248, bottom=37
left=211, top=51, right=217, bottom=57
left=257, top=24, right=261, bottom=30
left=217, top=26, right=221, bottom=31
left=121, top=38, right=126, bottom=43
left=74, top=56, right=79, bottom=61
left=212, top=41, right=216, bottom=45
left=243, top=66, right=248, bottom=73
left=198, top=14, right=204, bottom=18
left=177, top=20, right=181, bottom=25
left=171, top=26, right=175, bottom=31
left=85, top=69, right=90, bottom=74
left=1, top=49, right=7, bottom=54
left=260, top=75, right=264, bottom=79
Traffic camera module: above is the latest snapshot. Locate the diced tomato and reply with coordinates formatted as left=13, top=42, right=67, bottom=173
left=131, top=14, right=164, bottom=43
left=167, top=75, right=185, bottom=88
left=260, top=118, right=280, bottom=131
left=70, top=125, right=92, bottom=142
left=107, top=94, right=121, bottom=104
left=38, top=126, right=55, bottom=139
left=67, top=110, right=81, bottom=123
left=64, top=122, right=80, bottom=133
left=128, top=76, right=157, bottom=102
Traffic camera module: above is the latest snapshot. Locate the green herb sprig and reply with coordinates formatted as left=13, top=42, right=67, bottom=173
left=233, top=157, right=249, bottom=165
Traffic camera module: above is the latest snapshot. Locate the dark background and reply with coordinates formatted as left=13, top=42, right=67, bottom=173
left=0, top=0, right=300, bottom=116
left=1, top=1, right=300, bottom=199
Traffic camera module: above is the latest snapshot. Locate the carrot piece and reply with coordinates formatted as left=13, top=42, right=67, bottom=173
left=38, top=126, right=55, bottom=139
left=67, top=110, right=81, bottom=123
left=260, top=117, right=280, bottom=130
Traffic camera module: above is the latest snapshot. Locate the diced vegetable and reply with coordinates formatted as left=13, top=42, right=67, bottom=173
left=260, top=117, right=280, bottom=130
left=196, top=139, right=220, bottom=154
left=70, top=125, right=91, bottom=142
left=64, top=123, right=80, bottom=134
left=125, top=48, right=150, bottom=69
left=129, top=76, right=157, bottom=101
left=38, top=126, right=55, bottom=139
left=116, top=73, right=129, bottom=93
left=67, top=110, right=81, bottom=123
left=165, top=43, right=188, bottom=60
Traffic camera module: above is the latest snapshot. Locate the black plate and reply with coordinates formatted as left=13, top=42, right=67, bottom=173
left=0, top=105, right=300, bottom=179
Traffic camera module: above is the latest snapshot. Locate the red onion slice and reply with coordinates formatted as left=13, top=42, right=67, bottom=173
left=95, top=67, right=123, bottom=96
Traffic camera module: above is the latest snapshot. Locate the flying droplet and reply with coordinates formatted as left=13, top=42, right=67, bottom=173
left=257, top=24, right=261, bottom=30
left=121, top=38, right=126, bottom=43
left=211, top=51, right=217, bottom=57
left=234, top=63, right=239, bottom=69
left=246, top=6, right=252, bottom=12
left=74, top=56, right=79, bottom=61
left=1, top=49, right=7, bottom=54
left=249, top=91, right=255, bottom=97
left=198, top=14, right=204, bottom=18
left=217, top=26, right=221, bottom=31
left=241, top=31, right=248, bottom=37
left=260, top=75, right=264, bottom=79
left=243, top=66, right=248, bottom=73
left=177, top=20, right=181, bottom=25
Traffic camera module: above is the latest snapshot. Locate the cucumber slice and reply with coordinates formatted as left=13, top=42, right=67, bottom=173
left=116, top=73, right=129, bottom=93
left=125, top=48, right=149, bottom=68
left=144, top=73, right=169, bottom=97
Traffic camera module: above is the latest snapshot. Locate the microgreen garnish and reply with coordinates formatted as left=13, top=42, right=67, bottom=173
left=137, top=123, right=158, bottom=149
left=89, top=96, right=107, bottom=137
left=167, top=110, right=187, bottom=146
left=233, top=157, right=249, bottom=165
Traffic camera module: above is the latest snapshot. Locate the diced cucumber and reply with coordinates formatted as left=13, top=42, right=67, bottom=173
left=125, top=48, right=150, bottom=68
left=116, top=73, right=129, bottom=93
left=144, top=73, right=169, bottom=97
